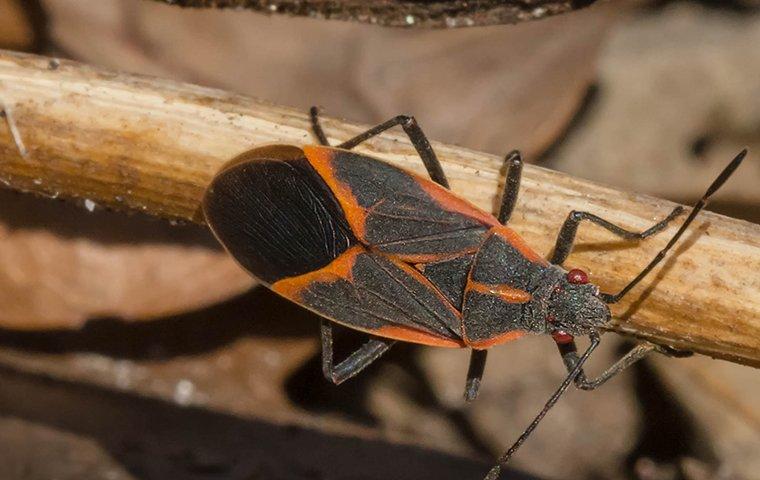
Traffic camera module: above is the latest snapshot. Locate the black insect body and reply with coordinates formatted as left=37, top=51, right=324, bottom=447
left=203, top=107, right=746, bottom=479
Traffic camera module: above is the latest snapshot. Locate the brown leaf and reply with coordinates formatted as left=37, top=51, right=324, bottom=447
left=42, top=0, right=622, bottom=158
left=0, top=416, right=133, bottom=480
left=144, top=0, right=600, bottom=28
left=547, top=3, right=760, bottom=218
left=0, top=189, right=253, bottom=329
left=0, top=318, right=638, bottom=480
left=0, top=0, right=36, bottom=50
left=353, top=6, right=620, bottom=157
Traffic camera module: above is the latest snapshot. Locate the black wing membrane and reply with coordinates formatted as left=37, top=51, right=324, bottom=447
left=203, top=156, right=357, bottom=284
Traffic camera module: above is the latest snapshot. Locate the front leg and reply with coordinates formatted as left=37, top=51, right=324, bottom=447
left=484, top=332, right=601, bottom=480
left=321, top=320, right=395, bottom=385
left=549, top=207, right=684, bottom=265
left=555, top=338, right=656, bottom=390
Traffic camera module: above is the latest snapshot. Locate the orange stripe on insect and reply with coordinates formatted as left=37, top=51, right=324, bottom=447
left=467, top=330, right=526, bottom=349
left=389, top=248, right=481, bottom=265
left=417, top=177, right=500, bottom=229
left=272, top=245, right=364, bottom=301
left=467, top=281, right=532, bottom=304
left=375, top=325, right=466, bottom=348
left=491, top=225, right=547, bottom=265
left=303, top=145, right=369, bottom=239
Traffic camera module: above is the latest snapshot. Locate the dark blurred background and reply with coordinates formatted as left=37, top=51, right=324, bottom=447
left=0, top=1, right=758, bottom=479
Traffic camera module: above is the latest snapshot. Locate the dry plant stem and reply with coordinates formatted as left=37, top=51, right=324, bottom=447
left=148, top=0, right=596, bottom=28
left=0, top=50, right=758, bottom=367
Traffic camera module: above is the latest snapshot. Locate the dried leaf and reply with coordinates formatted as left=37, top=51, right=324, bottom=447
left=42, top=0, right=622, bottom=158
left=547, top=3, right=760, bottom=216
left=0, top=0, right=36, bottom=50
left=145, top=0, right=600, bottom=28
left=0, top=190, right=252, bottom=329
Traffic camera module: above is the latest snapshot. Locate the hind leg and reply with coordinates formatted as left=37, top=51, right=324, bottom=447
left=320, top=320, right=395, bottom=385
left=309, top=106, right=449, bottom=188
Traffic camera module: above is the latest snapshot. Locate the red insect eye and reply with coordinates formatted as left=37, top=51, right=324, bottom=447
left=567, top=269, right=589, bottom=284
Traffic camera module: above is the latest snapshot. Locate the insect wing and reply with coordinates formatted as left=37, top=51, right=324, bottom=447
left=204, top=149, right=464, bottom=347
left=272, top=246, right=465, bottom=347
left=303, top=146, right=499, bottom=262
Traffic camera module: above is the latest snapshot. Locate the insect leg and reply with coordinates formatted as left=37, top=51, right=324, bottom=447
left=309, top=106, right=449, bottom=188
left=497, top=151, right=523, bottom=224
left=484, top=332, right=601, bottom=480
left=464, top=349, right=488, bottom=402
left=556, top=339, right=656, bottom=390
left=549, top=207, right=684, bottom=265
left=309, top=106, right=331, bottom=146
left=557, top=338, right=692, bottom=390
left=320, top=320, right=395, bottom=385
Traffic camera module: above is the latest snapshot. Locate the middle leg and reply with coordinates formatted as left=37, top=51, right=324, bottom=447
left=464, top=349, right=488, bottom=402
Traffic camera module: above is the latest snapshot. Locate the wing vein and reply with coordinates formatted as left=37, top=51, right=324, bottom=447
left=368, top=255, right=460, bottom=338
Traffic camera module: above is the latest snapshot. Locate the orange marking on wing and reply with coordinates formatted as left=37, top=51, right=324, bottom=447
left=303, top=145, right=368, bottom=239
left=467, top=281, right=532, bottom=303
left=418, top=178, right=500, bottom=228
left=492, top=225, right=547, bottom=265
left=272, top=245, right=364, bottom=300
left=467, top=331, right=526, bottom=349
left=376, top=325, right=466, bottom=348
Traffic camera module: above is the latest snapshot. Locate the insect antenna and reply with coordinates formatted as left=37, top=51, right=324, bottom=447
left=601, top=149, right=747, bottom=304
left=483, top=332, right=601, bottom=480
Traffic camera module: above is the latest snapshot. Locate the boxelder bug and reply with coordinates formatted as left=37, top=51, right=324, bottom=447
left=202, top=107, right=746, bottom=479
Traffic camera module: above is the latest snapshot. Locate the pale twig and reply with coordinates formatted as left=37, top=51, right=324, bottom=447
left=0, top=50, right=758, bottom=367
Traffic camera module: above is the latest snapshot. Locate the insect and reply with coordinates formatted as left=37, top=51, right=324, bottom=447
left=203, top=107, right=746, bottom=479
